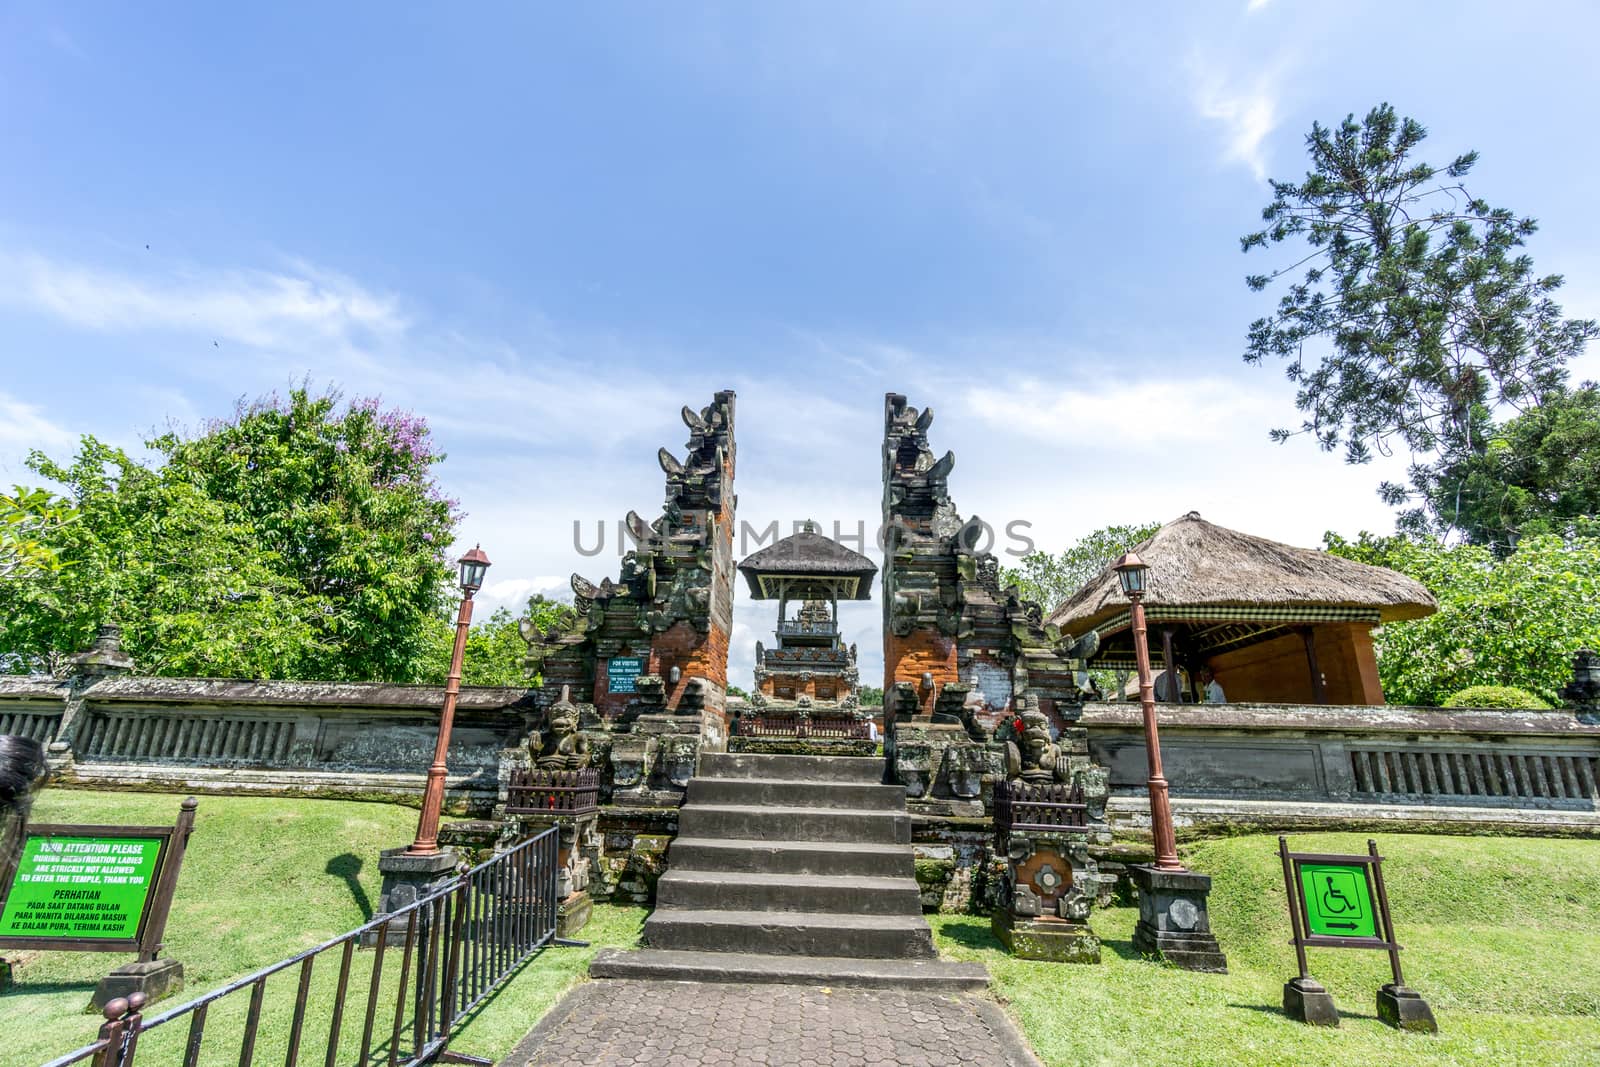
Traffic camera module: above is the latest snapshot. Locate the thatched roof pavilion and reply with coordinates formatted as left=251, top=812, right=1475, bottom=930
left=1049, top=512, right=1436, bottom=705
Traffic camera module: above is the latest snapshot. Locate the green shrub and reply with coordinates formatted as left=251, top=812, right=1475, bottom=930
left=1441, top=685, right=1552, bottom=710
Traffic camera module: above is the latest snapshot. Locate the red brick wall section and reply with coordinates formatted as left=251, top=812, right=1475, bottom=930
left=884, top=630, right=958, bottom=717
left=651, top=619, right=730, bottom=710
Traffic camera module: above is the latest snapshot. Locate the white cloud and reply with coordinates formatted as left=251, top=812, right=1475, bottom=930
left=1189, top=59, right=1281, bottom=181
left=963, top=376, right=1276, bottom=450
left=0, top=392, right=76, bottom=479
left=1246, top=0, right=1274, bottom=11
left=0, top=253, right=408, bottom=351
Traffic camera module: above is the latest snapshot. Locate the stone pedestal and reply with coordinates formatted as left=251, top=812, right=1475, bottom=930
left=1130, top=865, right=1227, bottom=973
left=90, top=958, right=183, bottom=1012
left=367, top=847, right=459, bottom=946
left=558, top=891, right=593, bottom=938
left=1377, top=983, right=1438, bottom=1033
left=991, top=911, right=1101, bottom=963
left=1282, top=976, right=1340, bottom=1026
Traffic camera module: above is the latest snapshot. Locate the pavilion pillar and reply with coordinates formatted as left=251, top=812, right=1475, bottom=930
left=1160, top=628, right=1178, bottom=704
left=1298, top=627, right=1327, bottom=705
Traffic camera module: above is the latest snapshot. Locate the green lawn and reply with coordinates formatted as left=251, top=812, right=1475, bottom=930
left=7, top=792, right=1598, bottom=1066
left=0, top=790, right=643, bottom=1067
left=933, top=832, right=1600, bottom=1067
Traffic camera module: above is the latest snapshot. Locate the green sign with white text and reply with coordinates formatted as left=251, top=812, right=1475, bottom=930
left=1299, top=862, right=1377, bottom=939
left=0, top=834, right=164, bottom=941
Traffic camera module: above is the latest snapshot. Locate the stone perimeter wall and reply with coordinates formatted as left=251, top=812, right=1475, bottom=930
left=6, top=674, right=1597, bottom=909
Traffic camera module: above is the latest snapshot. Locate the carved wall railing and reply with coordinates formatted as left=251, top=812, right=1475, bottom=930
left=737, top=715, right=872, bottom=740
left=0, top=707, right=61, bottom=744
left=761, top=648, right=850, bottom=668
left=1080, top=701, right=1600, bottom=811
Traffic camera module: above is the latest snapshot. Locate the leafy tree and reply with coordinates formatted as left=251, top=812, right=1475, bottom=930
left=423, top=594, right=577, bottom=688
left=726, top=684, right=750, bottom=700
left=2, top=389, right=460, bottom=681
left=1407, top=383, right=1600, bottom=548
left=1001, top=522, right=1160, bottom=612
left=1242, top=103, right=1596, bottom=498
left=1324, top=530, right=1600, bottom=705
left=0, top=486, right=75, bottom=580
left=856, top=685, right=884, bottom=707
left=3, top=438, right=315, bottom=677
left=153, top=389, right=458, bottom=682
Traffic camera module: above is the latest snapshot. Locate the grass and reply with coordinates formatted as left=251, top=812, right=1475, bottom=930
left=0, top=790, right=644, bottom=1066
left=932, top=832, right=1600, bottom=1067
left=8, top=793, right=1598, bottom=1066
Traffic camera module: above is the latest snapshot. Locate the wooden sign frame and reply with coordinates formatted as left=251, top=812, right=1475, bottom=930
left=1278, top=836, right=1407, bottom=987
left=0, top=797, right=197, bottom=960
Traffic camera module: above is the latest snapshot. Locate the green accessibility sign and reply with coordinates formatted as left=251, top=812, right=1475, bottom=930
left=0, top=834, right=163, bottom=941
left=1298, top=863, right=1377, bottom=939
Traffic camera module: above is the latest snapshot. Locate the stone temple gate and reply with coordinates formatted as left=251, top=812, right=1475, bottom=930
left=517, top=388, right=1109, bottom=824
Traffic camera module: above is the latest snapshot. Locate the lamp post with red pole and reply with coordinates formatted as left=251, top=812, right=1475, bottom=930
left=372, top=545, right=491, bottom=942
left=1113, top=552, right=1183, bottom=872
left=406, top=545, right=492, bottom=856
left=1113, top=551, right=1228, bottom=972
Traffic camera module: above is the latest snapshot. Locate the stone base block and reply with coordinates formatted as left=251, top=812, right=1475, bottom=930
left=558, top=891, right=593, bottom=938
left=1129, top=864, right=1227, bottom=973
left=90, top=958, right=183, bottom=1012
left=367, top=846, right=460, bottom=947
left=991, top=911, right=1101, bottom=964
left=1377, top=983, right=1438, bottom=1033
left=1283, top=976, right=1340, bottom=1026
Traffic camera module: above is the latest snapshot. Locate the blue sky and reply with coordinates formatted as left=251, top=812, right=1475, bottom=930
left=3, top=2, right=1598, bottom=687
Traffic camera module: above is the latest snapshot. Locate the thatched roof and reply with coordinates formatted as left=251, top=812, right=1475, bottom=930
left=1048, top=512, right=1436, bottom=633
left=738, top=521, right=878, bottom=600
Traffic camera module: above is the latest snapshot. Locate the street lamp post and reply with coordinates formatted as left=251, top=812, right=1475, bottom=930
left=1113, top=552, right=1183, bottom=872
left=1113, top=551, right=1228, bottom=972
left=406, top=545, right=491, bottom=857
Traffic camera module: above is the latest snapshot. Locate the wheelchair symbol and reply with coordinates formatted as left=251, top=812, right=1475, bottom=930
left=1321, top=877, right=1355, bottom=915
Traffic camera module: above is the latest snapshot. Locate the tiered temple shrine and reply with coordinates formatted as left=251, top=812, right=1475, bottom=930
left=735, top=522, right=878, bottom=735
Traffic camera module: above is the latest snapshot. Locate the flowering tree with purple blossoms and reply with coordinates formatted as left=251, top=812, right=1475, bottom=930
left=149, top=388, right=460, bottom=681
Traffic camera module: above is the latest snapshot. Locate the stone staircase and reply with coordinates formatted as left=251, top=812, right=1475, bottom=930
left=590, top=752, right=988, bottom=991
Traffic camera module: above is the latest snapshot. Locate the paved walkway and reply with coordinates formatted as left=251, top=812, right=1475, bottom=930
left=502, top=979, right=1042, bottom=1067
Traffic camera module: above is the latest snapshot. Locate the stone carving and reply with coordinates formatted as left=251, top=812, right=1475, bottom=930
left=525, top=686, right=590, bottom=770
left=940, top=744, right=988, bottom=799
left=609, top=736, right=657, bottom=793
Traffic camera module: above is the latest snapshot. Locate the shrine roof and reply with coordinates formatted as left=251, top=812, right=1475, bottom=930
left=737, top=522, right=878, bottom=600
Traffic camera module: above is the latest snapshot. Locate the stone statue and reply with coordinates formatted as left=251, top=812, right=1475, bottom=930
left=527, top=686, right=590, bottom=771
left=1003, top=704, right=1067, bottom=784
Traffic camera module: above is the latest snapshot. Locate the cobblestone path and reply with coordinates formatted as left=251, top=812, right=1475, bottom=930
left=502, top=979, right=1042, bottom=1067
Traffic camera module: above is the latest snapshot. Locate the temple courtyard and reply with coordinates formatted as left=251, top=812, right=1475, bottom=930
left=4, top=790, right=1598, bottom=1066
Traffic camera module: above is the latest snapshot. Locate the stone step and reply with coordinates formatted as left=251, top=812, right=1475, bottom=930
left=676, top=804, right=910, bottom=845
left=667, top=837, right=914, bottom=879
left=643, top=909, right=938, bottom=959
left=588, top=948, right=989, bottom=992
left=655, top=870, right=924, bottom=915
left=698, top=752, right=885, bottom=784
left=685, top=777, right=906, bottom=812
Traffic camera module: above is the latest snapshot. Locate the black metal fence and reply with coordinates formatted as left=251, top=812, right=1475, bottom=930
left=993, top=779, right=1088, bottom=843
left=42, top=827, right=564, bottom=1067
left=504, top=768, right=599, bottom=816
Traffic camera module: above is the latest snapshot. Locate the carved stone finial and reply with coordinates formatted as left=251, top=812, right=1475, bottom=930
left=1561, top=649, right=1600, bottom=721
left=68, top=624, right=135, bottom=678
